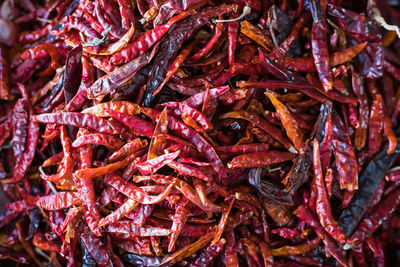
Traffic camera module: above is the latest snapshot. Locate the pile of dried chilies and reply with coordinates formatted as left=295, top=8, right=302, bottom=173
left=0, top=0, right=400, bottom=266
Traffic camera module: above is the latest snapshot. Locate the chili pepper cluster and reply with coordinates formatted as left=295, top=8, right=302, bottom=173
left=0, top=0, right=400, bottom=266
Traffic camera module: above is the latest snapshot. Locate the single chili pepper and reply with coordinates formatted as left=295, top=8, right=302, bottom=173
left=216, top=143, right=270, bottom=154
left=228, top=18, right=239, bottom=65
left=12, top=98, right=29, bottom=163
left=350, top=70, right=369, bottom=150
left=275, top=42, right=367, bottom=72
left=106, top=220, right=171, bottom=237
left=193, top=177, right=208, bottom=206
left=148, top=107, right=169, bottom=159
left=42, top=152, right=64, bottom=167
left=116, top=0, right=135, bottom=29
left=12, top=87, right=40, bottom=183
left=5, top=199, right=33, bottom=214
left=36, top=191, right=81, bottom=210
left=313, top=139, right=346, bottom=242
left=64, top=57, right=92, bottom=111
left=228, top=151, right=295, bottom=168
left=240, top=20, right=274, bottom=52
left=266, top=91, right=304, bottom=151
left=110, top=11, right=194, bottom=65
left=382, top=108, right=398, bottom=155
left=368, top=94, right=384, bottom=157
left=75, top=155, right=134, bottom=180
left=212, top=196, right=234, bottom=245
left=72, top=133, right=125, bottom=150
left=82, top=101, right=141, bottom=117
left=309, top=0, right=332, bottom=92
left=0, top=45, right=9, bottom=100
left=331, top=109, right=358, bottom=191
left=115, top=239, right=154, bottom=256
left=32, top=112, right=134, bottom=140
left=104, top=174, right=174, bottom=204
left=271, top=237, right=321, bottom=256
left=271, top=227, right=302, bottom=239
left=168, top=198, right=193, bottom=252
left=167, top=160, right=211, bottom=182
left=105, top=108, right=155, bottom=137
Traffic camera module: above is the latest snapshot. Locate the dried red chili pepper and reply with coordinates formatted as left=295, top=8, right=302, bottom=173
left=228, top=151, right=296, bottom=168
left=104, top=174, right=174, bottom=205
left=82, top=101, right=141, bottom=117
left=72, top=133, right=125, bottom=150
left=0, top=45, right=10, bottom=100
left=12, top=85, right=40, bottom=182
left=12, top=98, right=29, bottom=163
left=313, top=139, right=346, bottom=243
left=36, top=191, right=81, bottom=211
left=33, top=112, right=134, bottom=140
left=331, top=109, right=358, bottom=191
left=240, top=20, right=274, bottom=52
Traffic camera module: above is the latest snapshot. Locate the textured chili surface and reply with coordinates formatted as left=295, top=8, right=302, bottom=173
left=0, top=0, right=400, bottom=266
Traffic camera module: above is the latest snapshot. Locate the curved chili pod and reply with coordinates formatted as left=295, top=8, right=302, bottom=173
left=104, top=174, right=174, bottom=205
left=313, top=139, right=346, bottom=243
left=228, top=151, right=296, bottom=168
left=331, top=109, right=358, bottom=191
left=32, top=112, right=134, bottom=140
